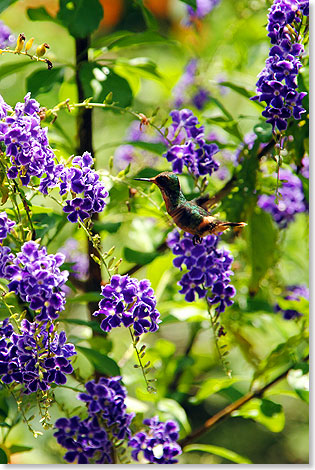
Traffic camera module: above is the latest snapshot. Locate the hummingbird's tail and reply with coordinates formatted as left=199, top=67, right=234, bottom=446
left=223, top=222, right=247, bottom=228
left=211, top=221, right=247, bottom=235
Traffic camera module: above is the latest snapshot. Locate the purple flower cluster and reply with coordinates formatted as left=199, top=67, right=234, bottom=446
left=54, top=376, right=133, bottom=464
left=54, top=415, right=112, bottom=464
left=253, top=0, right=309, bottom=131
left=167, top=231, right=235, bottom=313
left=59, top=238, right=89, bottom=281
left=129, top=416, right=182, bottom=464
left=164, top=109, right=219, bottom=177
left=0, top=94, right=109, bottom=222
left=0, top=212, right=15, bottom=241
left=114, top=121, right=163, bottom=170
left=274, top=285, right=309, bottom=319
left=172, top=59, right=210, bottom=111
left=5, top=241, right=68, bottom=322
left=93, top=274, right=161, bottom=336
left=0, top=245, right=13, bottom=277
left=0, top=20, right=15, bottom=49
left=300, top=154, right=309, bottom=178
left=0, top=319, right=75, bottom=393
left=56, top=152, right=108, bottom=223
left=185, top=0, right=221, bottom=25
left=0, top=93, right=57, bottom=187
left=258, top=168, right=306, bottom=228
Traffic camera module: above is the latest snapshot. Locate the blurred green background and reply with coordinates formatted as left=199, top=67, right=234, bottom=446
left=0, top=0, right=308, bottom=464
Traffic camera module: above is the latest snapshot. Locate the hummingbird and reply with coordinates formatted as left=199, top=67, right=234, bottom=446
left=134, top=172, right=247, bottom=244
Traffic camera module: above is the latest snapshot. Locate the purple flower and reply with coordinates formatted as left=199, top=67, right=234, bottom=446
left=164, top=109, right=219, bottom=178
left=192, top=88, right=210, bottom=110
left=5, top=241, right=68, bottom=321
left=0, top=245, right=13, bottom=278
left=0, top=319, right=75, bottom=393
left=185, top=0, right=221, bottom=25
left=58, top=152, right=108, bottom=223
left=300, top=155, right=309, bottom=179
left=129, top=416, right=182, bottom=464
left=59, top=238, right=89, bottom=282
left=0, top=93, right=57, bottom=189
left=78, top=377, right=134, bottom=440
left=114, top=144, right=137, bottom=170
left=167, top=231, right=235, bottom=313
left=274, top=285, right=308, bottom=320
left=54, top=415, right=112, bottom=464
left=0, top=95, right=11, bottom=120
left=252, top=0, right=308, bottom=131
left=54, top=376, right=134, bottom=464
left=93, top=274, right=161, bottom=336
left=0, top=21, right=15, bottom=49
left=0, top=212, right=15, bottom=241
left=258, top=168, right=306, bottom=228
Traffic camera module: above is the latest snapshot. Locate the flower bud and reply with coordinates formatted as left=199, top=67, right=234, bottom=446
left=15, top=33, right=26, bottom=53
left=24, top=37, right=34, bottom=53
left=36, top=42, right=50, bottom=57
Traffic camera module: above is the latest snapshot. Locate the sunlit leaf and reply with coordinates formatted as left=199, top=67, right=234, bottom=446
left=231, top=398, right=285, bottom=432
left=184, top=444, right=252, bottom=464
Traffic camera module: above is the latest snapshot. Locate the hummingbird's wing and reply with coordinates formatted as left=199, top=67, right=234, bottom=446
left=192, top=194, right=217, bottom=212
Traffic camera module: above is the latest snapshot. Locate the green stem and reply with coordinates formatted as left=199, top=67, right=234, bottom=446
left=128, top=327, right=155, bottom=393
left=206, top=298, right=231, bottom=378
left=78, top=219, right=112, bottom=280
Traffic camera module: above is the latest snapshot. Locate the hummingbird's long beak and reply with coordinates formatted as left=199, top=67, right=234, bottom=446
left=133, top=177, right=154, bottom=182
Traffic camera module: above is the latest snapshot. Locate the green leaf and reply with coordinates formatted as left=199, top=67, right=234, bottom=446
left=0, top=394, right=9, bottom=420
left=184, top=444, right=252, bottom=464
left=190, top=377, right=242, bottom=404
left=157, top=398, right=191, bottom=434
left=252, top=333, right=308, bottom=390
left=113, top=57, right=162, bottom=80
left=79, top=63, right=133, bottom=108
left=26, top=67, right=65, bottom=97
left=76, top=346, right=120, bottom=376
left=126, top=141, right=166, bottom=155
left=287, top=363, right=309, bottom=403
left=248, top=209, right=278, bottom=293
left=93, top=221, right=122, bottom=233
left=0, top=447, right=8, bottom=464
left=66, top=292, right=102, bottom=303
left=0, top=61, right=36, bottom=81
left=232, top=398, right=285, bottom=433
left=57, top=0, right=103, bottom=38
left=0, top=0, right=18, bottom=14
left=27, top=6, right=60, bottom=23
left=0, top=448, right=7, bottom=464
left=124, top=247, right=159, bottom=265
left=179, top=0, right=197, bottom=9
left=134, top=0, right=159, bottom=30
left=8, top=445, right=32, bottom=455
left=219, top=81, right=264, bottom=108
left=254, top=121, right=273, bottom=143
left=106, top=31, right=169, bottom=50
left=91, top=30, right=134, bottom=49
left=61, top=318, right=104, bottom=335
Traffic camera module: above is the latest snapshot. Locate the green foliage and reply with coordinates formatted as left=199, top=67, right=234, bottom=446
left=248, top=209, right=279, bottom=294
left=76, top=346, right=120, bottom=376
left=26, top=67, right=65, bottom=97
left=79, top=63, right=133, bottom=107
left=232, top=398, right=285, bottom=433
left=184, top=444, right=252, bottom=464
left=57, top=0, right=103, bottom=38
